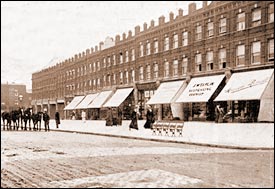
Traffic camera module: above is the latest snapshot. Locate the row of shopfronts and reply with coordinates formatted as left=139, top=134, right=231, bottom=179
left=32, top=68, right=274, bottom=123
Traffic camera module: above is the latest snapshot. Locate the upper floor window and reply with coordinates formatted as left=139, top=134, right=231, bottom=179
left=93, top=62, right=96, bottom=72
left=236, top=44, right=245, bottom=66
left=120, top=71, right=123, bottom=84
left=164, top=36, right=169, bottom=51
left=103, top=58, right=106, bottom=67
left=113, top=54, right=116, bottom=65
left=131, top=49, right=135, bottom=61
left=164, top=61, right=169, bottom=77
left=219, top=18, right=226, bottom=34
left=252, top=9, right=261, bottom=27
left=140, top=43, right=144, bottom=57
left=153, top=63, right=158, bottom=79
left=173, top=59, right=178, bottom=76
left=237, top=12, right=245, bottom=31
left=268, top=3, right=274, bottom=23
left=182, top=31, right=188, bottom=46
left=195, top=53, right=202, bottom=72
left=207, top=22, right=214, bottom=37
left=125, top=71, right=129, bottom=84
left=113, top=73, right=116, bottom=85
left=84, top=66, right=87, bottom=75
left=182, top=57, right=188, bottom=75
left=146, top=41, right=151, bottom=55
left=173, top=34, right=178, bottom=49
left=206, top=51, right=214, bottom=71
left=125, top=51, right=129, bottom=62
left=251, top=41, right=261, bottom=64
left=154, top=40, right=158, bottom=53
left=196, top=25, right=202, bottom=40
left=139, top=66, right=144, bottom=81
left=107, top=56, right=111, bottom=67
left=268, top=39, right=274, bottom=60
left=120, top=52, right=123, bottom=64
left=146, top=65, right=151, bottom=80
left=107, top=74, right=111, bottom=86
left=97, top=61, right=100, bottom=71
left=131, top=69, right=135, bottom=82
left=219, top=48, right=227, bottom=69
left=89, top=63, right=92, bottom=72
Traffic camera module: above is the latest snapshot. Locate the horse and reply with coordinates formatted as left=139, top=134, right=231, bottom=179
left=11, top=110, right=19, bottom=130
left=23, top=108, right=32, bottom=130
left=32, top=111, right=43, bottom=131
left=1, top=111, right=11, bottom=130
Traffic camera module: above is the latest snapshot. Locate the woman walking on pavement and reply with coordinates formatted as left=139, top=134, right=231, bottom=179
left=129, top=105, right=139, bottom=130
left=144, top=105, right=155, bottom=129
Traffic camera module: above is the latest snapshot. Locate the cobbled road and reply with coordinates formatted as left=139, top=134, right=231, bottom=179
left=1, top=130, right=274, bottom=188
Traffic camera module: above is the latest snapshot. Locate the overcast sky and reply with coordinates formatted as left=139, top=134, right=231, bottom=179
left=1, top=1, right=205, bottom=90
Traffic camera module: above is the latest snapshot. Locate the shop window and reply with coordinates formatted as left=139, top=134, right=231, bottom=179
left=219, top=48, right=227, bottom=69
left=162, top=104, right=172, bottom=120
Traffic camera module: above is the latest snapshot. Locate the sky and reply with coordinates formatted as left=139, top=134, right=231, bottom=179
left=1, top=1, right=205, bottom=90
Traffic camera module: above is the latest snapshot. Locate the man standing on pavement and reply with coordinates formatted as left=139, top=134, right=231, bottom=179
left=43, top=109, right=50, bottom=131
left=55, top=111, right=60, bottom=128
left=81, top=110, right=86, bottom=124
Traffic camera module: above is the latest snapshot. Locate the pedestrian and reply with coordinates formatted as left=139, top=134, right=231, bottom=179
left=55, top=111, right=60, bottom=128
left=105, top=107, right=113, bottom=126
left=117, top=107, right=122, bottom=126
left=71, top=111, right=76, bottom=120
left=129, top=105, right=139, bottom=130
left=144, top=105, right=155, bottom=129
left=43, top=110, right=50, bottom=131
left=81, top=110, right=86, bottom=124
left=215, top=104, right=224, bottom=123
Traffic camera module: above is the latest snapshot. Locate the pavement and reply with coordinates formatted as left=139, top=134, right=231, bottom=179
left=42, top=119, right=275, bottom=150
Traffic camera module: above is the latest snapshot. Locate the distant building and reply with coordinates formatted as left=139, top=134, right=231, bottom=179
left=32, top=1, right=274, bottom=122
left=1, top=83, right=32, bottom=112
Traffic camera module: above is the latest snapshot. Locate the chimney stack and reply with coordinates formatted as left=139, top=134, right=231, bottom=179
left=178, top=8, right=183, bottom=17
left=91, top=47, right=94, bottom=53
left=115, top=35, right=120, bottom=42
left=150, top=20, right=155, bottom=28
left=169, top=12, right=174, bottom=22
left=203, top=1, right=207, bottom=8
left=188, top=2, right=196, bottom=14
left=128, top=30, right=132, bottom=38
left=95, top=45, right=98, bottom=52
left=143, top=22, right=147, bottom=31
left=159, top=15, right=165, bottom=25
left=135, top=25, right=140, bottom=35
left=122, top=33, right=126, bottom=40
left=86, top=49, right=90, bottom=55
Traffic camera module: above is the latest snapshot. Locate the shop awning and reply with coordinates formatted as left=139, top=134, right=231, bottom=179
left=75, top=93, right=98, bottom=109
left=103, top=88, right=133, bottom=107
left=214, top=69, right=274, bottom=101
left=64, top=96, right=85, bottom=110
left=87, top=90, right=113, bottom=108
left=176, top=75, right=225, bottom=103
left=147, top=80, right=185, bottom=105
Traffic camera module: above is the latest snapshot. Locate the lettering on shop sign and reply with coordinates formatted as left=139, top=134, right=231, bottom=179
left=225, top=77, right=269, bottom=93
left=188, top=82, right=214, bottom=96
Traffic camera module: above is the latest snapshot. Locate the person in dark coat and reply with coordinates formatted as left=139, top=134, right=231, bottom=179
left=55, top=111, right=60, bottom=128
left=117, top=107, right=122, bottom=126
left=144, top=105, right=155, bottom=129
left=43, top=111, right=50, bottom=131
left=105, top=108, right=113, bottom=126
left=129, top=106, right=139, bottom=130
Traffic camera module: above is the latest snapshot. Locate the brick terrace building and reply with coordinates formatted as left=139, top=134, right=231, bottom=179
left=1, top=83, right=32, bottom=112
left=32, top=1, right=274, bottom=121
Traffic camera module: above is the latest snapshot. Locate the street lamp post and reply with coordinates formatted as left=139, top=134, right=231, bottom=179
left=18, top=95, right=23, bottom=109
